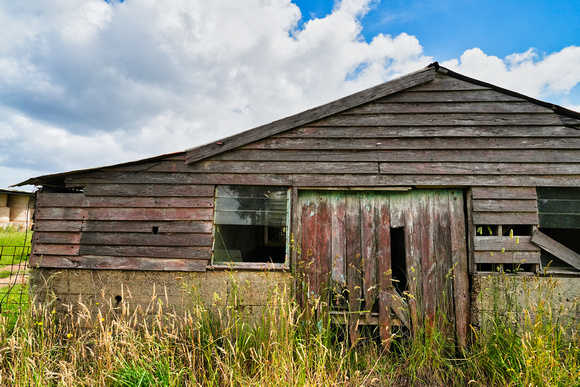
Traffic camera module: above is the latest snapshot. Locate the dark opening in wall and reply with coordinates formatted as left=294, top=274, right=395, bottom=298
left=537, top=187, right=580, bottom=271
left=501, top=225, right=533, bottom=237
left=391, top=227, right=407, bottom=295
left=474, top=224, right=538, bottom=274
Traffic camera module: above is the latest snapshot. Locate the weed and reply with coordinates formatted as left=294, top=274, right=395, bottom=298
left=0, top=271, right=577, bottom=386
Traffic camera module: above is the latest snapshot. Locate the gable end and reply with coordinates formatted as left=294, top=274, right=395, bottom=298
left=184, top=66, right=437, bottom=164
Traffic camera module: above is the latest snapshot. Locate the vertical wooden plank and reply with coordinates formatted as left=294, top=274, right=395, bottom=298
left=316, top=194, right=332, bottom=315
left=376, top=194, right=392, bottom=347
left=291, top=187, right=300, bottom=297
left=466, top=189, right=476, bottom=274
left=420, top=191, right=437, bottom=328
left=296, top=193, right=307, bottom=309
left=308, top=194, right=319, bottom=302
left=389, top=192, right=405, bottom=228
left=300, top=192, right=317, bottom=308
left=361, top=193, right=378, bottom=319
left=346, top=192, right=362, bottom=346
left=330, top=192, right=347, bottom=287
left=449, top=189, right=470, bottom=351
left=434, top=190, right=454, bottom=340
left=405, top=191, right=423, bottom=335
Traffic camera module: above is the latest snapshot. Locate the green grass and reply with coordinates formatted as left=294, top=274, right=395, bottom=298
left=0, top=273, right=577, bottom=386
left=0, top=227, right=31, bottom=329
left=0, top=226, right=32, bottom=266
left=0, top=283, right=29, bottom=332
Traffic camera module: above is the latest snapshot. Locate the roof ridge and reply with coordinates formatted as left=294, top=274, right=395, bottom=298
left=437, top=64, right=580, bottom=121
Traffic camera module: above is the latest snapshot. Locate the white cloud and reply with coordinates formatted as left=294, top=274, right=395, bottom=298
left=61, top=1, right=112, bottom=44
left=441, top=46, right=580, bottom=101
left=0, top=0, right=579, bottom=189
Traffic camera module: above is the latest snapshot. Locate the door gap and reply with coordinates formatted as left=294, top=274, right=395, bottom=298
left=391, top=226, right=407, bottom=295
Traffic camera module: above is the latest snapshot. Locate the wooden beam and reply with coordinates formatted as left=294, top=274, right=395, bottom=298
left=30, top=255, right=209, bottom=271
left=314, top=113, right=562, bottom=127
left=380, top=162, right=580, bottom=175
left=531, top=230, right=580, bottom=270
left=275, top=126, right=580, bottom=138
left=215, top=149, right=580, bottom=163
left=388, top=289, right=410, bottom=329
left=347, top=101, right=552, bottom=114
left=471, top=186, right=537, bottom=200
left=474, top=236, right=538, bottom=252
left=473, top=212, right=538, bottom=225
left=472, top=199, right=538, bottom=213
left=243, top=137, right=580, bottom=150
left=66, top=172, right=293, bottom=186
left=474, top=251, right=541, bottom=264
left=449, top=190, right=469, bottom=350
left=83, top=184, right=215, bottom=197
left=381, top=89, right=524, bottom=103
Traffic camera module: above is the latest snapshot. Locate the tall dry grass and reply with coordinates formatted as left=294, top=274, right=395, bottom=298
left=0, top=272, right=578, bottom=386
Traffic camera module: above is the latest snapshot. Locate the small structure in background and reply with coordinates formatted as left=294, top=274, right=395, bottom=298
left=0, top=189, right=34, bottom=230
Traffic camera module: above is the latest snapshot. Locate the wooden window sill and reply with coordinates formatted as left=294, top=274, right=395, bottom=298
left=208, top=263, right=289, bottom=271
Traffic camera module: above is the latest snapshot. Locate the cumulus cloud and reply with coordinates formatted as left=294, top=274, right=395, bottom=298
left=441, top=47, right=580, bottom=103
left=1, top=0, right=579, bottom=190
left=0, top=0, right=433, bottom=189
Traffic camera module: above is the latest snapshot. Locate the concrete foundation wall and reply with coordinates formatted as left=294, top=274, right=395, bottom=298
left=471, top=274, right=580, bottom=334
left=30, top=268, right=292, bottom=324
left=32, top=268, right=580, bottom=335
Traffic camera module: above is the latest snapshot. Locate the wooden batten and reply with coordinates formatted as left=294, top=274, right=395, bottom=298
left=531, top=230, right=580, bottom=270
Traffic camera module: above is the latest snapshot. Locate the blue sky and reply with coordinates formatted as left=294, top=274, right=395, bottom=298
left=1, top=0, right=579, bottom=189
left=297, top=0, right=580, bottom=59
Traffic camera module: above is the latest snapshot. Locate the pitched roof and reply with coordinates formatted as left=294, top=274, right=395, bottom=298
left=184, top=64, right=438, bottom=164
left=13, top=151, right=185, bottom=188
left=14, top=63, right=580, bottom=188
left=183, top=63, right=580, bottom=164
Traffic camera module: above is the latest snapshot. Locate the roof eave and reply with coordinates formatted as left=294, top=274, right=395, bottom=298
left=12, top=151, right=186, bottom=188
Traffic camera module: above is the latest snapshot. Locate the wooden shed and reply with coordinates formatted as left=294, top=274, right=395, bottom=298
left=17, top=63, right=580, bottom=347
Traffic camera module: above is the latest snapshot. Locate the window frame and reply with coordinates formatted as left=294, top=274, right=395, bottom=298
left=210, top=185, right=291, bottom=269
left=536, top=187, right=580, bottom=274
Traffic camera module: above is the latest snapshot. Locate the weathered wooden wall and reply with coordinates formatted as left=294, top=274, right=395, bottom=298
left=470, top=186, right=540, bottom=271
left=296, top=189, right=469, bottom=347
left=30, top=73, right=580, bottom=272
left=31, top=181, right=213, bottom=271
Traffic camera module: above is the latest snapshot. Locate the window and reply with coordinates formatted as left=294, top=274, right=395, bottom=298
left=536, top=187, right=580, bottom=272
left=212, top=185, right=290, bottom=265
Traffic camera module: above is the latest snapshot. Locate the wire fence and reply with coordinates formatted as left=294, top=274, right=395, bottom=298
left=0, top=245, right=30, bottom=314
